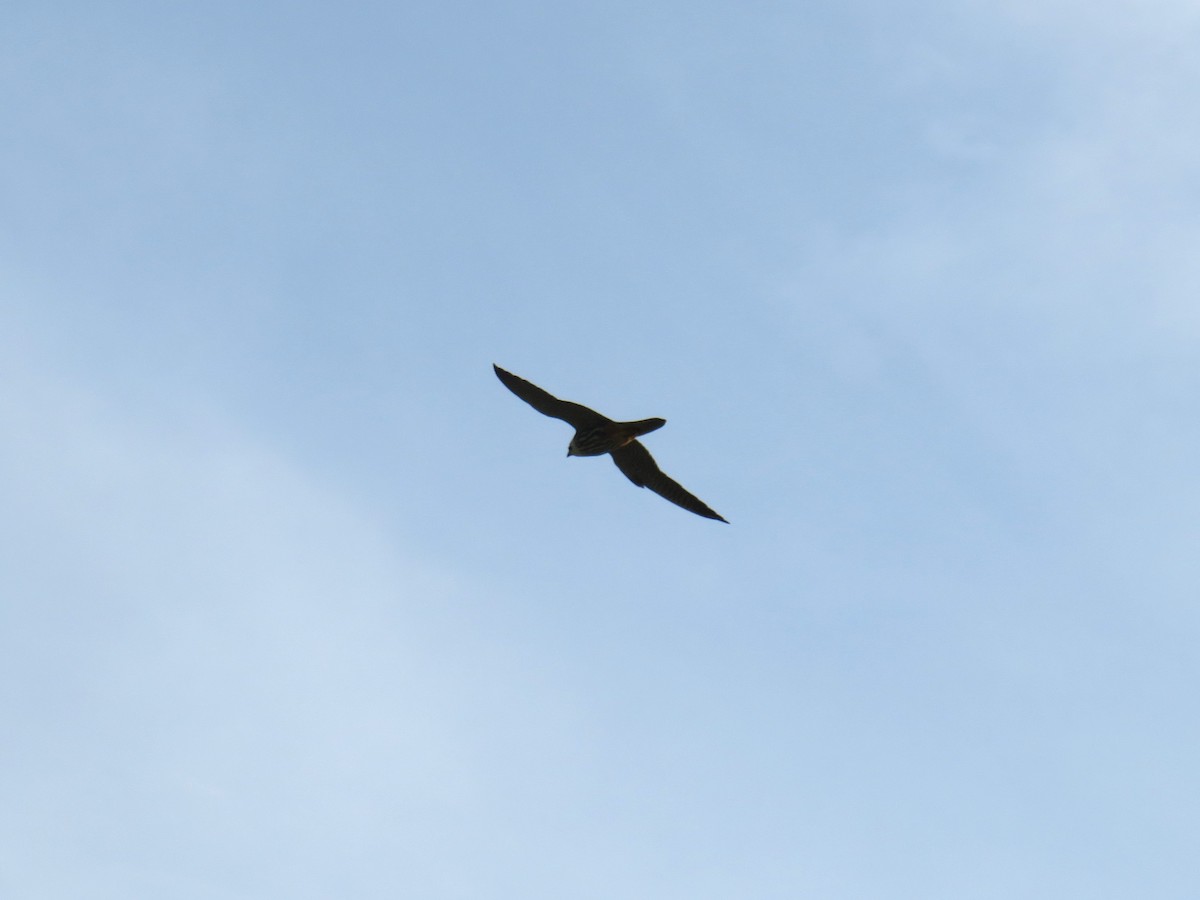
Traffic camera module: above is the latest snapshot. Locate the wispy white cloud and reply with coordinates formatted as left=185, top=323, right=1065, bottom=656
left=0, top=330, right=596, bottom=897
left=771, top=3, right=1200, bottom=609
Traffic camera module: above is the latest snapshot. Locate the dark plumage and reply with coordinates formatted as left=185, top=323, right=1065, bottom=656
left=493, top=364, right=727, bottom=522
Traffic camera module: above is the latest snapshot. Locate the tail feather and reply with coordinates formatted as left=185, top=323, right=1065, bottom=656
left=622, top=417, right=666, bottom=439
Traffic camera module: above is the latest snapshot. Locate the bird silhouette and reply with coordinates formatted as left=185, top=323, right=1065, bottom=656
left=493, top=364, right=727, bottom=522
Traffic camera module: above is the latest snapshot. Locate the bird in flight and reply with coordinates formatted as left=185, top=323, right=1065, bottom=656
left=493, top=364, right=728, bottom=522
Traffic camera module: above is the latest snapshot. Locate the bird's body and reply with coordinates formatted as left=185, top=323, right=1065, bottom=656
left=493, top=364, right=727, bottom=522
left=567, top=418, right=665, bottom=457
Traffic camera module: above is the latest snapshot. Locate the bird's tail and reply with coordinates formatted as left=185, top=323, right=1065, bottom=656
left=618, top=418, right=666, bottom=440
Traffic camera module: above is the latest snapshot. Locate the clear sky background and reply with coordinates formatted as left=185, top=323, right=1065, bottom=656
left=3, top=2, right=1198, bottom=897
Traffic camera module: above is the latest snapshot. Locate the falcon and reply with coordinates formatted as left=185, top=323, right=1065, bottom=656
left=493, top=364, right=728, bottom=522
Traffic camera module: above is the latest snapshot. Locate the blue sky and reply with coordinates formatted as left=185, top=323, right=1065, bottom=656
left=3, top=1, right=1199, bottom=897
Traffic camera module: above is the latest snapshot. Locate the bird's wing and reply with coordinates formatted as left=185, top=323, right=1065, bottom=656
left=610, top=441, right=728, bottom=522
left=493, top=365, right=609, bottom=428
